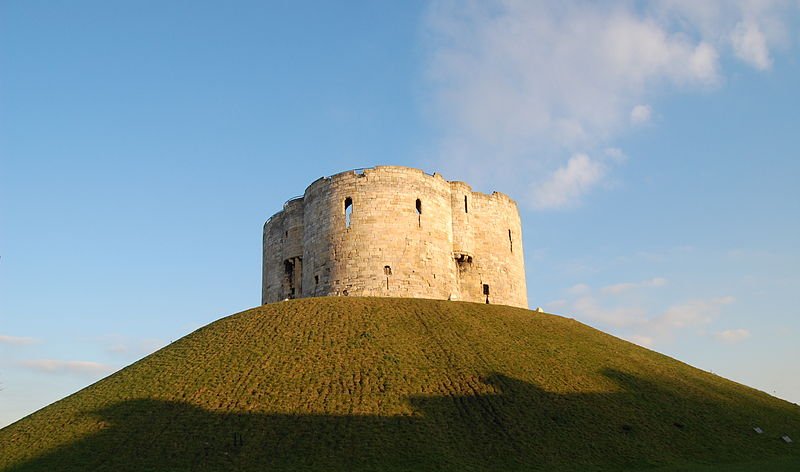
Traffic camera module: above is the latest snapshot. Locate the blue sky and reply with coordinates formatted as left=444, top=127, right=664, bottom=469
left=1, top=1, right=799, bottom=427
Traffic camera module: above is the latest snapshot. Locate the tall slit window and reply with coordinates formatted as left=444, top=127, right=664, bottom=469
left=508, top=229, right=513, bottom=253
left=415, top=198, right=422, bottom=227
left=344, top=197, right=353, bottom=228
left=464, top=195, right=469, bottom=213
left=384, top=266, right=392, bottom=290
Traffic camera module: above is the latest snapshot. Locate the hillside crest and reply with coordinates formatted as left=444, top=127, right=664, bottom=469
left=1, top=297, right=797, bottom=471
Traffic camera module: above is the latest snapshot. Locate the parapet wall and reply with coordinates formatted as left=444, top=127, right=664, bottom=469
left=262, top=166, right=528, bottom=308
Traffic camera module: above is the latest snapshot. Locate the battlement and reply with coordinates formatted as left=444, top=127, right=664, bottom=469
left=262, top=166, right=528, bottom=308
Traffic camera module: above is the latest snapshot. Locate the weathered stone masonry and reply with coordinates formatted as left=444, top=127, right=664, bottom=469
left=262, top=166, right=528, bottom=308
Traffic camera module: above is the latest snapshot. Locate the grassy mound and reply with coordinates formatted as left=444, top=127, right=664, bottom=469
left=1, top=297, right=798, bottom=471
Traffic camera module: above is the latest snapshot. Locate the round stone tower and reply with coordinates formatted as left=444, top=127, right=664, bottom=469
left=262, top=166, right=528, bottom=308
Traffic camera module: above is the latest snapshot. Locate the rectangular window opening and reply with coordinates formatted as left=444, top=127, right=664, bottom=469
left=344, top=197, right=353, bottom=228
left=283, top=259, right=296, bottom=299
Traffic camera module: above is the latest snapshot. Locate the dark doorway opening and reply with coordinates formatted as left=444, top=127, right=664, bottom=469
left=283, top=258, right=302, bottom=299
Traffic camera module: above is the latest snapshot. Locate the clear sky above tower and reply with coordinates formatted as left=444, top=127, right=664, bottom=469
left=1, top=1, right=799, bottom=427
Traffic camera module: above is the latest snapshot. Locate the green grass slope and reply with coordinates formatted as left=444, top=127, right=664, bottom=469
left=1, top=298, right=798, bottom=471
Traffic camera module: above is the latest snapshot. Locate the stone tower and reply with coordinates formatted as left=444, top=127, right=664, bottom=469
left=262, top=166, right=528, bottom=308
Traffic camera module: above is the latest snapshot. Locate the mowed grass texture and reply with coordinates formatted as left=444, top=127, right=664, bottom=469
left=1, top=298, right=798, bottom=471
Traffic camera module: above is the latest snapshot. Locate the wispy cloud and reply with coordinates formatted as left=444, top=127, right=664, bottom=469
left=630, top=105, right=652, bottom=125
left=20, top=359, right=113, bottom=375
left=552, top=277, right=735, bottom=346
left=0, top=334, right=39, bottom=346
left=731, top=20, right=772, bottom=70
left=572, top=294, right=647, bottom=328
left=651, top=296, right=734, bottom=332
left=714, top=328, right=751, bottom=344
left=627, top=335, right=654, bottom=347
left=634, top=246, right=695, bottom=262
left=531, top=153, right=607, bottom=209
left=424, top=0, right=797, bottom=208
left=602, top=277, right=667, bottom=294
left=102, top=337, right=166, bottom=357
left=566, top=283, right=591, bottom=295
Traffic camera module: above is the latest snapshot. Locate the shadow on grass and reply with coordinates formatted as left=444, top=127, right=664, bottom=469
left=4, top=370, right=798, bottom=472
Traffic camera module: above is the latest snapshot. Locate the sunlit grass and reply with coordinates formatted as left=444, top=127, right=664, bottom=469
left=1, top=297, right=798, bottom=471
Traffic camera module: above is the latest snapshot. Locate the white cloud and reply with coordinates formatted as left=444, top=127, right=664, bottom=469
left=635, top=246, right=695, bottom=262
left=731, top=21, right=772, bottom=69
left=603, top=147, right=627, bottom=163
left=531, top=153, right=606, bottom=209
left=0, top=334, right=39, bottom=346
left=556, top=278, right=735, bottom=345
left=572, top=295, right=647, bottom=328
left=20, top=359, right=113, bottom=375
left=107, top=344, right=128, bottom=354
left=630, top=105, right=653, bottom=125
left=566, top=283, right=591, bottom=295
left=654, top=296, right=734, bottom=330
left=94, top=333, right=167, bottom=358
left=627, top=335, right=654, bottom=347
left=546, top=299, right=569, bottom=310
left=602, top=277, right=667, bottom=294
left=651, top=1, right=791, bottom=67
left=424, top=0, right=797, bottom=209
left=714, top=328, right=752, bottom=343
left=104, top=338, right=166, bottom=357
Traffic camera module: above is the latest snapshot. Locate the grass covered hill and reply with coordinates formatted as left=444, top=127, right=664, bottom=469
left=1, top=297, right=798, bottom=471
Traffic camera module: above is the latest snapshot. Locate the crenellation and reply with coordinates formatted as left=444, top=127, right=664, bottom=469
left=262, top=166, right=528, bottom=308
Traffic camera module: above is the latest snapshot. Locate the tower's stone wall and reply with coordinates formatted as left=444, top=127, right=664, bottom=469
left=262, top=166, right=528, bottom=308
